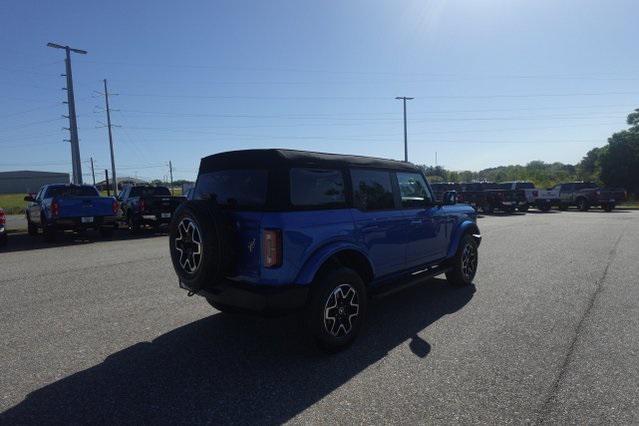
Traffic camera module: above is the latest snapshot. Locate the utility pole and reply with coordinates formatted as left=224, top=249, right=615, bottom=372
left=104, top=169, right=110, bottom=196
left=395, top=96, right=414, bottom=162
left=102, top=79, right=118, bottom=196
left=47, top=42, right=87, bottom=184
left=168, top=161, right=174, bottom=195
left=90, top=157, right=96, bottom=185
left=435, top=152, right=438, bottom=167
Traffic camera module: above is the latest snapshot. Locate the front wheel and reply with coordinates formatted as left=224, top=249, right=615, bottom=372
left=577, top=198, right=590, bottom=212
left=446, top=234, right=478, bottom=287
left=305, top=267, right=367, bottom=352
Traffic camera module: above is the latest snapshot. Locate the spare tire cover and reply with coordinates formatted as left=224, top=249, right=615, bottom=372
left=169, top=200, right=236, bottom=291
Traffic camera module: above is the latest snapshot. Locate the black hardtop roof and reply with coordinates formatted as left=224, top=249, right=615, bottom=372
left=199, top=149, right=420, bottom=173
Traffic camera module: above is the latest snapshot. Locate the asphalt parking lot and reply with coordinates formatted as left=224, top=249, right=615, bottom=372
left=1, top=210, right=638, bottom=424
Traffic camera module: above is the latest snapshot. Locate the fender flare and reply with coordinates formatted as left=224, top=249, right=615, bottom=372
left=447, top=220, right=481, bottom=258
left=295, top=241, right=375, bottom=285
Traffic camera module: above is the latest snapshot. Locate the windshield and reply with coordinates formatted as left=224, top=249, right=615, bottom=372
left=195, top=169, right=268, bottom=208
left=45, top=186, right=99, bottom=198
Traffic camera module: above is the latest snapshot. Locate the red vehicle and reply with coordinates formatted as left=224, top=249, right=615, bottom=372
left=0, top=208, right=7, bottom=246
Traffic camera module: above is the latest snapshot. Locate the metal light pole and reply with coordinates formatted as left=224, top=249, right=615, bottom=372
left=395, top=96, right=414, bottom=162
left=47, top=42, right=87, bottom=184
left=103, top=79, right=118, bottom=196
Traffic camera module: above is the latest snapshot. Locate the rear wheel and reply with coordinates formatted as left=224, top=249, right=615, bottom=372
left=41, top=214, right=56, bottom=242
left=577, top=198, right=590, bottom=212
left=518, top=203, right=529, bottom=212
left=538, top=201, right=551, bottom=212
left=127, top=213, right=142, bottom=234
left=446, top=234, right=478, bottom=287
left=27, top=215, right=38, bottom=236
left=305, top=267, right=367, bottom=352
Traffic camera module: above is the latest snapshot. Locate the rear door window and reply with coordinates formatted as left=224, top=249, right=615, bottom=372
left=290, top=168, right=345, bottom=208
left=350, top=169, right=395, bottom=211
left=195, top=169, right=268, bottom=208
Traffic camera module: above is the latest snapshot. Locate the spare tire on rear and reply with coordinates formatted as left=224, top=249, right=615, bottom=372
left=169, top=200, right=236, bottom=291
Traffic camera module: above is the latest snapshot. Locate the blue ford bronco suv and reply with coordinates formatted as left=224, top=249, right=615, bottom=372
left=169, top=149, right=480, bottom=351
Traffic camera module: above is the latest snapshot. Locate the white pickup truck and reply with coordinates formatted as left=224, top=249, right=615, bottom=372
left=498, top=181, right=558, bottom=212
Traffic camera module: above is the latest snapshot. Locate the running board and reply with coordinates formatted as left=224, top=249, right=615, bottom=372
left=370, top=265, right=451, bottom=299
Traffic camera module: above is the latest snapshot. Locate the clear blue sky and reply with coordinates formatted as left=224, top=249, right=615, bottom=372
left=1, top=0, right=638, bottom=181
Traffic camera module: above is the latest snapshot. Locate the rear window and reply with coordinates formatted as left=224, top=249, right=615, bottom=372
left=45, top=186, right=98, bottom=197
left=350, top=169, right=395, bottom=210
left=290, top=168, right=345, bottom=208
left=130, top=186, right=171, bottom=197
left=195, top=169, right=268, bottom=208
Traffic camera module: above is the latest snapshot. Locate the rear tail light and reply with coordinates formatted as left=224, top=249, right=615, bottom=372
left=263, top=229, right=282, bottom=268
left=112, top=200, right=120, bottom=215
left=139, top=199, right=146, bottom=213
left=51, top=200, right=59, bottom=218
left=0, top=208, right=5, bottom=225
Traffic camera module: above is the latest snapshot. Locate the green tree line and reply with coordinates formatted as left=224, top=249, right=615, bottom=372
left=419, top=108, right=639, bottom=196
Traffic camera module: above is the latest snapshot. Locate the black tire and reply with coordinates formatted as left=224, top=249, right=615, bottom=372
left=445, top=234, right=478, bottom=287
left=127, top=213, right=142, bottom=234
left=27, top=215, right=38, bottom=236
left=99, top=226, right=114, bottom=239
left=518, top=203, right=529, bottom=213
left=558, top=202, right=568, bottom=211
left=305, top=267, right=367, bottom=352
left=577, top=198, right=590, bottom=212
left=504, top=205, right=516, bottom=214
left=539, top=201, right=551, bottom=212
left=169, top=200, right=236, bottom=292
left=41, top=214, right=56, bottom=242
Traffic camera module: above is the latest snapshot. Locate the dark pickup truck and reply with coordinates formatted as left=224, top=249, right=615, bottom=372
left=431, top=182, right=525, bottom=213
left=553, top=182, right=626, bottom=212
left=119, top=185, right=185, bottom=232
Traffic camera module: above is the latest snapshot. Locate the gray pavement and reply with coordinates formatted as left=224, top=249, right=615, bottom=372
left=1, top=210, right=638, bottom=424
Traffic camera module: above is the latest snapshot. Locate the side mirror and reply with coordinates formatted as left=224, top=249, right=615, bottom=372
left=24, top=194, right=35, bottom=202
left=442, top=191, right=457, bottom=205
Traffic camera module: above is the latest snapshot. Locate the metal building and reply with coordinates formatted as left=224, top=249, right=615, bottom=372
left=0, top=170, right=70, bottom=194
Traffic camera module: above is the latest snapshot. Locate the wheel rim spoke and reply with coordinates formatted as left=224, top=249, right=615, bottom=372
left=323, top=284, right=359, bottom=337
left=175, top=218, right=202, bottom=274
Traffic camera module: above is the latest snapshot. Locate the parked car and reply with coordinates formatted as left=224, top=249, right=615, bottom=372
left=168, top=149, right=481, bottom=352
left=498, top=181, right=557, bottom=212
left=430, top=182, right=460, bottom=203
left=118, top=185, right=185, bottom=232
left=24, top=184, right=119, bottom=241
left=0, top=208, right=7, bottom=247
left=552, top=182, right=626, bottom=212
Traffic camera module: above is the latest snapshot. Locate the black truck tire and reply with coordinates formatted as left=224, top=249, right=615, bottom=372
left=127, top=213, right=142, bottom=234
left=41, top=214, right=56, bottom=242
left=169, top=200, right=236, bottom=292
left=518, top=203, right=529, bottom=213
left=305, top=267, right=367, bottom=352
left=538, top=201, right=552, bottom=212
left=577, top=198, right=590, bottom=212
left=558, top=202, right=568, bottom=211
left=27, top=215, right=38, bottom=236
left=446, top=234, right=478, bottom=287
left=603, top=203, right=615, bottom=212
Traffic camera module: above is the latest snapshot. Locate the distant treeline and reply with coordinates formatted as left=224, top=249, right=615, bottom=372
left=420, top=108, right=639, bottom=196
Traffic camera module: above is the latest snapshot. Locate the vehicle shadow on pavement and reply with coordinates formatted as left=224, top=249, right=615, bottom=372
left=1, top=278, right=475, bottom=425
left=0, top=229, right=167, bottom=254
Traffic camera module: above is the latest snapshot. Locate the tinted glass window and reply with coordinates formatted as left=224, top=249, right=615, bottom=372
left=46, top=185, right=99, bottom=197
left=516, top=182, right=535, bottom=189
left=350, top=169, right=395, bottom=210
left=130, top=186, right=171, bottom=197
left=397, top=172, right=433, bottom=208
left=290, top=168, right=345, bottom=207
left=195, top=169, right=268, bottom=208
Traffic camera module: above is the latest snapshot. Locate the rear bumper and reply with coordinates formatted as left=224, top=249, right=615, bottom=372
left=180, top=279, right=309, bottom=315
left=49, top=216, right=117, bottom=230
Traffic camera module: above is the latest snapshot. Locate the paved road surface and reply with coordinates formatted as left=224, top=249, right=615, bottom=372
left=1, top=211, right=638, bottom=424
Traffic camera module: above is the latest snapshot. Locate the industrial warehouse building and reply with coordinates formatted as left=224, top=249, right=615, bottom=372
left=0, top=170, right=70, bottom=194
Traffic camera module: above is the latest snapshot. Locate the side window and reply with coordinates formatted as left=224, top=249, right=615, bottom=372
left=396, top=172, right=433, bottom=208
left=350, top=169, right=395, bottom=211
left=290, top=168, right=345, bottom=208
left=35, top=188, right=44, bottom=201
